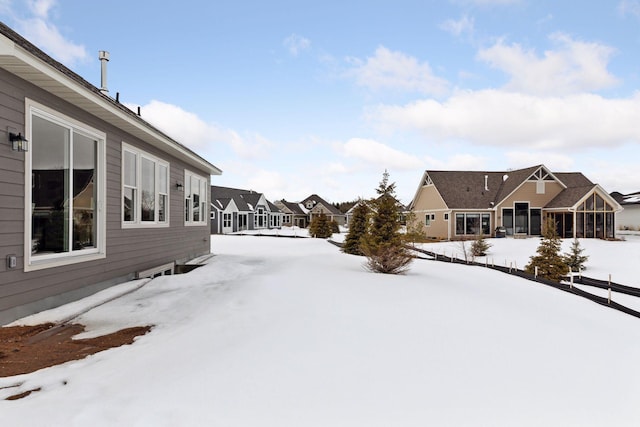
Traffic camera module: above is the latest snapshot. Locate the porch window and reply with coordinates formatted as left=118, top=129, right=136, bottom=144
left=122, top=143, right=169, bottom=227
left=575, top=193, right=617, bottom=238
left=27, top=102, right=106, bottom=270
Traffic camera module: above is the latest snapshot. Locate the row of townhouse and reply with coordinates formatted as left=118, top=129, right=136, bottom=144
left=210, top=186, right=283, bottom=234
left=210, top=187, right=347, bottom=234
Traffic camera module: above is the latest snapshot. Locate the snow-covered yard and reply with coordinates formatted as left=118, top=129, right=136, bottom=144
left=2, top=232, right=640, bottom=426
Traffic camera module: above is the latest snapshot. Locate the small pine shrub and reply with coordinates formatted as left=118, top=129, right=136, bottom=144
left=563, top=238, right=588, bottom=273
left=363, top=244, right=413, bottom=275
left=471, top=233, right=492, bottom=256
left=525, top=216, right=569, bottom=282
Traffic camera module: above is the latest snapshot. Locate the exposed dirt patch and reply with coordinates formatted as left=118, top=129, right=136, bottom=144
left=0, top=323, right=151, bottom=382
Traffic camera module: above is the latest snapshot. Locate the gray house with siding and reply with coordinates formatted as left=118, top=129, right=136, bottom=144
left=0, top=23, right=221, bottom=324
left=210, top=185, right=282, bottom=234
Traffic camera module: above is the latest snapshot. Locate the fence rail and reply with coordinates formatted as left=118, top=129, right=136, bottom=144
left=408, top=245, right=640, bottom=319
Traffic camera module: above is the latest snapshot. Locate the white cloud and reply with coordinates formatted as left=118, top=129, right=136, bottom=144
left=370, top=89, right=640, bottom=150
left=245, top=169, right=288, bottom=195
left=440, top=15, right=474, bottom=37
left=28, top=0, right=55, bottom=18
left=423, top=153, right=489, bottom=170
left=341, top=137, right=423, bottom=170
left=477, top=33, right=618, bottom=95
left=346, top=46, right=449, bottom=96
left=9, top=0, right=87, bottom=65
left=283, top=33, right=311, bottom=56
left=504, top=151, right=574, bottom=171
left=588, top=159, right=640, bottom=194
left=135, top=100, right=273, bottom=160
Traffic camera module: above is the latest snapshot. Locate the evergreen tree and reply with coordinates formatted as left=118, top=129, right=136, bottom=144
left=471, top=232, right=492, bottom=256
left=309, top=213, right=332, bottom=238
left=563, top=238, right=589, bottom=272
left=330, top=219, right=340, bottom=234
left=525, top=216, right=569, bottom=282
left=360, top=171, right=413, bottom=274
left=342, top=200, right=369, bottom=255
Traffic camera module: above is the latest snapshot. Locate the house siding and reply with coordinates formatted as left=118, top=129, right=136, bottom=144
left=411, top=184, right=448, bottom=212
left=0, top=68, right=211, bottom=324
left=497, top=181, right=564, bottom=210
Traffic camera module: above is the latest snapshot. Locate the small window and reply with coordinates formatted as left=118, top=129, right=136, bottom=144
left=185, top=170, right=208, bottom=225
left=425, top=213, right=435, bottom=226
left=223, top=213, right=232, bottom=228
left=210, top=210, right=216, bottom=220
left=444, top=213, right=449, bottom=221
left=536, top=180, right=545, bottom=194
left=122, top=143, right=169, bottom=227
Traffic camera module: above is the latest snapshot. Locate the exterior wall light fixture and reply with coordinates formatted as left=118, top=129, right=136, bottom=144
left=9, top=132, right=28, bottom=152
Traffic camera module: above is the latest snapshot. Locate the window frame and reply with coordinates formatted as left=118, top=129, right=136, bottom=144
left=24, top=99, right=107, bottom=271
left=121, top=142, right=170, bottom=228
left=184, top=170, right=209, bottom=226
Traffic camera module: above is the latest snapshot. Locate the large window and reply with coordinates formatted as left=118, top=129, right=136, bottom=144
left=122, top=143, right=169, bottom=227
left=26, top=101, right=106, bottom=270
left=185, top=171, right=208, bottom=225
left=575, top=193, right=616, bottom=239
left=455, top=213, right=490, bottom=235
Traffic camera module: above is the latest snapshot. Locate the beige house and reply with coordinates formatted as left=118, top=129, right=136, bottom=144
left=408, top=165, right=622, bottom=240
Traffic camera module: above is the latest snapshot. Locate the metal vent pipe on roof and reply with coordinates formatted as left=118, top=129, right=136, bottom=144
left=99, top=50, right=110, bottom=94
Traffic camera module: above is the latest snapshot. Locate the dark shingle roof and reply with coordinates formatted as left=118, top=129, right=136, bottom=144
left=426, top=165, right=596, bottom=210
left=301, top=194, right=343, bottom=215
left=546, top=185, right=597, bottom=208
left=277, top=200, right=307, bottom=215
left=427, top=170, right=506, bottom=209
left=211, top=186, right=272, bottom=212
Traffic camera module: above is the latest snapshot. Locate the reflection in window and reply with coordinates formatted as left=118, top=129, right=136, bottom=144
left=122, top=144, right=169, bottom=226
left=185, top=171, right=208, bottom=225
left=31, top=115, right=98, bottom=256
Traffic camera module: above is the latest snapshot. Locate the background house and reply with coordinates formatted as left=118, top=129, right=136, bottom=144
left=0, top=23, right=221, bottom=324
left=409, top=165, right=621, bottom=240
left=611, top=191, right=640, bottom=230
left=301, top=194, right=347, bottom=226
left=210, top=186, right=282, bottom=234
left=274, top=200, right=309, bottom=228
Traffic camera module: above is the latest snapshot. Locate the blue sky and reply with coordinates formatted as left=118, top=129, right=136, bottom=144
left=2, top=0, right=640, bottom=204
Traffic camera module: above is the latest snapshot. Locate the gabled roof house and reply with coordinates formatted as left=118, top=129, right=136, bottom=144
left=210, top=186, right=282, bottom=234
left=274, top=199, right=309, bottom=228
left=301, top=194, right=346, bottom=226
left=409, top=165, right=621, bottom=240
left=0, top=23, right=221, bottom=324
